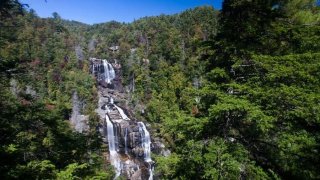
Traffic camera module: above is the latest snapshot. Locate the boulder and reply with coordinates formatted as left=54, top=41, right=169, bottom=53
left=130, top=169, right=142, bottom=180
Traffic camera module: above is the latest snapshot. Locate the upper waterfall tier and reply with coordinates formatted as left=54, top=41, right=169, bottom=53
left=90, top=58, right=115, bottom=84
left=102, top=59, right=115, bottom=84
left=90, top=58, right=124, bottom=91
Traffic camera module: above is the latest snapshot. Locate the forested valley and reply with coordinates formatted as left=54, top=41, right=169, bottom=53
left=1, top=0, right=320, bottom=179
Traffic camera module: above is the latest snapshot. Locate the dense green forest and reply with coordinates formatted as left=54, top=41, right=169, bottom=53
left=1, top=0, right=320, bottom=179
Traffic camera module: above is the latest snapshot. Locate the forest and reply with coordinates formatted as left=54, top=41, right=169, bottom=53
left=0, top=0, right=320, bottom=179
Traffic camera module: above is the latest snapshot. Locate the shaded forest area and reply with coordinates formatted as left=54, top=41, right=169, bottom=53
left=1, top=0, right=320, bottom=179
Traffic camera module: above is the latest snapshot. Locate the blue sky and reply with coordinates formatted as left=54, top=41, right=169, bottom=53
left=21, top=0, right=222, bottom=24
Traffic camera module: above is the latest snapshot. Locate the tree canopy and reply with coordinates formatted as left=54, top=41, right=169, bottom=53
left=1, top=0, right=319, bottom=179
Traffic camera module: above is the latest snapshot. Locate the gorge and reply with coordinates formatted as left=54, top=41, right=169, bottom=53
left=1, top=1, right=319, bottom=179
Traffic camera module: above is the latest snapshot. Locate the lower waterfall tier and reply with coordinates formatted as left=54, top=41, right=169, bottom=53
left=102, top=98, right=154, bottom=179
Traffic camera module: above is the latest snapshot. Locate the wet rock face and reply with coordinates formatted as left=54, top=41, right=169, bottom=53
left=113, top=66, right=124, bottom=92
left=109, top=109, right=148, bottom=159
left=100, top=102, right=154, bottom=179
left=90, top=58, right=123, bottom=92
left=129, top=131, right=140, bottom=150
left=112, top=117, right=172, bottom=160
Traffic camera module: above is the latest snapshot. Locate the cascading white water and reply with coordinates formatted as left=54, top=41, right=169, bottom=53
left=138, top=122, right=152, bottom=162
left=108, top=63, right=116, bottom=80
left=149, top=167, right=154, bottom=180
left=102, top=59, right=116, bottom=84
left=106, top=114, right=121, bottom=179
left=110, top=97, right=114, bottom=104
left=114, top=105, right=130, bottom=120
left=138, top=122, right=153, bottom=180
left=92, top=57, right=158, bottom=179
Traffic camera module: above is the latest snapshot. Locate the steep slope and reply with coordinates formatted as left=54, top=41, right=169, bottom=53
left=91, top=58, right=167, bottom=179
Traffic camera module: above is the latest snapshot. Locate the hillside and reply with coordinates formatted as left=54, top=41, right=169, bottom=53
left=1, top=0, right=320, bottom=179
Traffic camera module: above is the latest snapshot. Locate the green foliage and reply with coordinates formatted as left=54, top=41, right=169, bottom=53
left=283, top=0, right=320, bottom=24
left=0, top=4, right=110, bottom=179
left=13, top=160, right=56, bottom=179
left=56, top=163, right=88, bottom=179
left=207, top=68, right=230, bottom=83
left=155, top=153, right=180, bottom=179
left=1, top=1, right=320, bottom=179
left=0, top=0, right=25, bottom=18
left=128, top=1, right=320, bottom=179
left=202, top=139, right=271, bottom=180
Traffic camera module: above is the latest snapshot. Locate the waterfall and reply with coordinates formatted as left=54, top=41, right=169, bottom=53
left=138, top=122, right=153, bottom=180
left=102, top=59, right=115, bottom=84
left=102, top=60, right=110, bottom=84
left=138, top=122, right=152, bottom=162
left=106, top=114, right=121, bottom=179
left=108, top=62, right=116, bottom=80
left=149, top=167, right=154, bottom=180
left=92, top=57, right=160, bottom=179
left=114, top=105, right=130, bottom=120
left=92, top=63, right=95, bottom=75
left=91, top=58, right=115, bottom=83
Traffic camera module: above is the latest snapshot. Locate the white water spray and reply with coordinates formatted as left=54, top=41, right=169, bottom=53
left=102, top=59, right=115, bottom=84
left=138, top=122, right=153, bottom=180
left=106, top=114, right=121, bottom=179
left=138, top=122, right=152, bottom=162
left=114, top=105, right=130, bottom=120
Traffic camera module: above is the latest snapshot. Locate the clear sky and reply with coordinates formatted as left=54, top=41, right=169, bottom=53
left=21, top=0, right=223, bottom=24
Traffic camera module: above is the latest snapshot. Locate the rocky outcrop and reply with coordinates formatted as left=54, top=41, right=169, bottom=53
left=70, top=91, right=89, bottom=133
left=152, top=138, right=171, bottom=157
left=91, top=58, right=170, bottom=180
left=97, top=91, right=154, bottom=179
left=75, top=45, right=84, bottom=61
